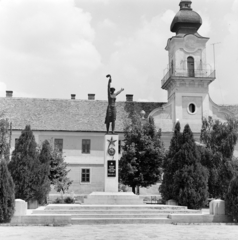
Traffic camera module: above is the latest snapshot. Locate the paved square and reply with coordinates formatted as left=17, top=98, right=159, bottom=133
left=0, top=224, right=238, bottom=240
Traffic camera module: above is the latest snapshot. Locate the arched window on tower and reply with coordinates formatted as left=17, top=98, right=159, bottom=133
left=187, top=56, right=195, bottom=77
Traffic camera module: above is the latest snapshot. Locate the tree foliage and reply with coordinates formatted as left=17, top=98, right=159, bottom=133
left=200, top=117, right=238, bottom=159
left=200, top=117, right=238, bottom=199
left=160, top=123, right=208, bottom=209
left=0, top=119, right=11, bottom=162
left=49, top=147, right=73, bottom=194
left=119, top=114, right=164, bottom=193
left=160, top=121, right=182, bottom=201
left=0, top=119, right=15, bottom=223
left=8, top=125, right=50, bottom=203
left=225, top=175, right=238, bottom=222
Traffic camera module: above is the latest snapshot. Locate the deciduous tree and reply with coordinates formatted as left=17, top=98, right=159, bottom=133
left=49, top=148, right=73, bottom=195
left=119, top=115, right=164, bottom=194
left=200, top=117, right=238, bottom=199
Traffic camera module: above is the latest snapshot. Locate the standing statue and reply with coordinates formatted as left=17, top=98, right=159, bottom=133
left=105, top=74, right=124, bottom=134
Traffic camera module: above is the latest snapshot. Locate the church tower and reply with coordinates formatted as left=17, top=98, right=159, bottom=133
left=161, top=0, right=216, bottom=132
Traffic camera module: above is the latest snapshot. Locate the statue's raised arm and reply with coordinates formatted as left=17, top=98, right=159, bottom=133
left=104, top=75, right=124, bottom=134
left=106, top=74, right=111, bottom=102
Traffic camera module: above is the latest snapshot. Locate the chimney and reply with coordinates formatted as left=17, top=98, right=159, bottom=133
left=71, top=94, right=76, bottom=100
left=88, top=94, right=95, bottom=100
left=6, top=91, right=13, bottom=98
left=126, top=94, right=133, bottom=102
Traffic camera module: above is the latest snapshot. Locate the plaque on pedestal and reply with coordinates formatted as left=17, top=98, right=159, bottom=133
left=104, top=134, right=119, bottom=192
left=108, top=160, right=116, bottom=177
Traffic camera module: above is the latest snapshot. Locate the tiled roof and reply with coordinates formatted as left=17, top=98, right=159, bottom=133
left=0, top=97, right=165, bottom=132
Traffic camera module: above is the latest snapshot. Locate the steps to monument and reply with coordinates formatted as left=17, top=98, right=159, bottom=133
left=83, top=199, right=143, bottom=205
left=44, top=204, right=189, bottom=211
left=32, top=209, right=201, bottom=215
left=71, top=217, right=172, bottom=224
left=83, top=192, right=144, bottom=205
left=30, top=204, right=202, bottom=224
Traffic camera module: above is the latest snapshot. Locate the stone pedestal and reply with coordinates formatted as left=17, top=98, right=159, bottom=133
left=209, top=199, right=225, bottom=215
left=83, top=192, right=144, bottom=205
left=14, top=199, right=27, bottom=216
left=104, top=134, right=119, bottom=192
left=166, top=199, right=178, bottom=205
left=28, top=199, right=39, bottom=209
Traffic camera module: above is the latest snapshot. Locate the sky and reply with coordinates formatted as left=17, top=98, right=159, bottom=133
left=0, top=0, right=237, bottom=105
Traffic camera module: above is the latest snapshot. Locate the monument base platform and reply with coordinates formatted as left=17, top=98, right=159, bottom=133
left=83, top=192, right=144, bottom=205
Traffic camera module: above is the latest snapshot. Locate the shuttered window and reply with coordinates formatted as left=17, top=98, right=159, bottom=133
left=82, top=139, right=90, bottom=154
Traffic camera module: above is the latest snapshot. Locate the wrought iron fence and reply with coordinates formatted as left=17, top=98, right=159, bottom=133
left=161, top=68, right=216, bottom=86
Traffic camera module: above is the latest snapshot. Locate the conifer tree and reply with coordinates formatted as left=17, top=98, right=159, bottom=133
left=159, top=121, right=182, bottom=201
left=0, top=158, right=15, bottom=223
left=172, top=124, right=208, bottom=209
left=8, top=125, right=38, bottom=201
left=119, top=114, right=164, bottom=193
left=9, top=125, right=51, bottom=203
left=0, top=119, right=15, bottom=223
left=30, top=140, right=51, bottom=204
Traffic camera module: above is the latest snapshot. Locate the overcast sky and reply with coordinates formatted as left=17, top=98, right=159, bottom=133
left=0, top=0, right=237, bottom=105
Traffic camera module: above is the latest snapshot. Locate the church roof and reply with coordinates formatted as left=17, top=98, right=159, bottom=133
left=0, top=97, right=164, bottom=132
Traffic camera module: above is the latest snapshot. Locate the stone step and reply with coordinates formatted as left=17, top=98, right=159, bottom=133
left=83, top=192, right=144, bottom=205
left=32, top=209, right=201, bottom=215
left=45, top=204, right=188, bottom=211
left=71, top=217, right=172, bottom=224
left=71, top=214, right=170, bottom=218
left=86, top=195, right=141, bottom=199
left=83, top=199, right=143, bottom=205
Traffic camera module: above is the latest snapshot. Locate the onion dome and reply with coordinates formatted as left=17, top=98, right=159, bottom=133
left=170, top=1, right=202, bottom=35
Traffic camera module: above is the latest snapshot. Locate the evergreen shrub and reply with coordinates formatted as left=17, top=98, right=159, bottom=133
left=64, top=196, right=75, bottom=204
left=0, top=159, right=15, bottom=223
left=53, top=196, right=75, bottom=204
left=225, top=175, right=238, bottom=222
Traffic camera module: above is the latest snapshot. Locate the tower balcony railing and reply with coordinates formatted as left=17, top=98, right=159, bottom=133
left=161, top=68, right=216, bottom=87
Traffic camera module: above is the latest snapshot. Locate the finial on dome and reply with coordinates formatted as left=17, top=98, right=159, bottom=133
left=170, top=0, right=202, bottom=34
left=179, top=1, right=192, bottom=10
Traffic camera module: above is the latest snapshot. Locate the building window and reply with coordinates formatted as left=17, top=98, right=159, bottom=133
left=54, top=139, right=63, bottom=152
left=187, top=103, right=197, bottom=114
left=187, top=56, right=195, bottom=77
left=81, top=168, right=90, bottom=183
left=82, top=139, right=90, bottom=154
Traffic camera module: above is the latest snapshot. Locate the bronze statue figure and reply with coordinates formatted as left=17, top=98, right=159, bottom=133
left=105, top=75, right=124, bottom=134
